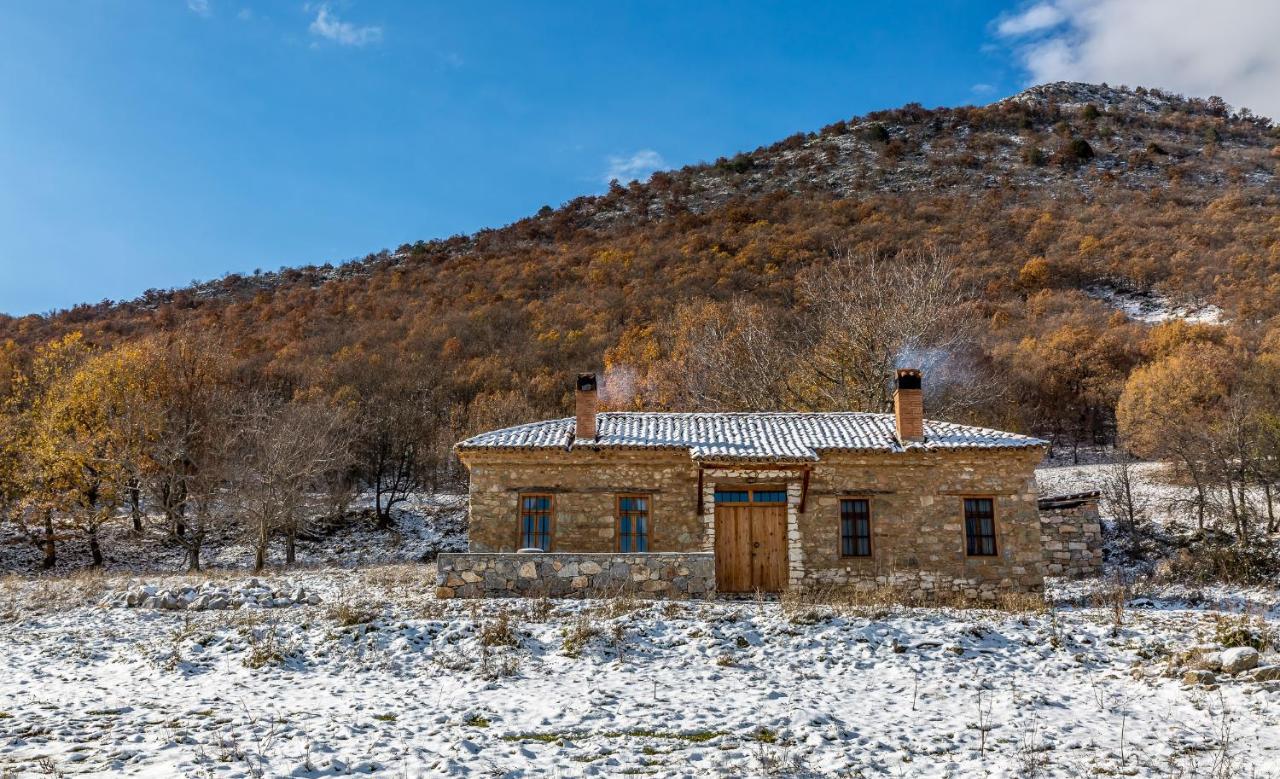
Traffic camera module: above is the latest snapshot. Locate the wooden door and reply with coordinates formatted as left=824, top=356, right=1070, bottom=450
left=714, top=501, right=787, bottom=593
left=714, top=505, right=753, bottom=593
left=750, top=505, right=787, bottom=592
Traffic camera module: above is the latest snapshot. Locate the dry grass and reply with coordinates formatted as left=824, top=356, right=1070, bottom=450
left=778, top=583, right=1049, bottom=621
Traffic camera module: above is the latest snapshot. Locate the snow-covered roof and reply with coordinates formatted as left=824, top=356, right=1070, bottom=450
left=456, top=412, right=1046, bottom=462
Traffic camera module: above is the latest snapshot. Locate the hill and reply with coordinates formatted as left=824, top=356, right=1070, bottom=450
left=1, top=81, right=1278, bottom=451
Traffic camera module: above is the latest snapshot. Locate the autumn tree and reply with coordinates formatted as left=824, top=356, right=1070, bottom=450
left=1117, top=341, right=1237, bottom=531
left=134, top=331, right=239, bottom=571
left=7, top=334, right=93, bottom=568
left=31, top=341, right=151, bottom=567
left=233, top=396, right=352, bottom=570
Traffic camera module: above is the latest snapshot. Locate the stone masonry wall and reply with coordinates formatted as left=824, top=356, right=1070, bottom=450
left=794, top=448, right=1047, bottom=599
left=435, top=552, right=715, bottom=599
left=460, top=450, right=701, bottom=553
left=1039, top=498, right=1103, bottom=579
left=460, top=445, right=1049, bottom=599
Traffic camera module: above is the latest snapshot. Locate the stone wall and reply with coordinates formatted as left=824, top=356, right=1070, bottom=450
left=459, top=445, right=1049, bottom=599
left=792, top=448, right=1047, bottom=599
left=459, top=450, right=702, bottom=553
left=435, top=552, right=715, bottom=599
left=1038, top=493, right=1103, bottom=579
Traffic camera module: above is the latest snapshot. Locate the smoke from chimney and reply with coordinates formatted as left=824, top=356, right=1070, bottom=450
left=575, top=373, right=598, bottom=441
left=893, top=368, right=924, bottom=443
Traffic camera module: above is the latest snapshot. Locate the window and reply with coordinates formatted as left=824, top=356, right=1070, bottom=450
left=752, top=490, right=788, bottom=503
left=964, top=498, right=997, bottom=556
left=617, top=495, right=649, bottom=552
left=840, top=498, right=872, bottom=557
left=714, top=487, right=786, bottom=504
left=519, top=494, right=553, bottom=550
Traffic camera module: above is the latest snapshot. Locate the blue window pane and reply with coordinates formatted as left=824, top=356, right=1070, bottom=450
left=753, top=490, right=787, bottom=503
left=620, top=516, right=631, bottom=536
left=636, top=534, right=647, bottom=552
left=714, top=491, right=749, bottom=503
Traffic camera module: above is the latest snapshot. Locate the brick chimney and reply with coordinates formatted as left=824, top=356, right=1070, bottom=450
left=575, top=373, right=598, bottom=441
left=893, top=368, right=924, bottom=443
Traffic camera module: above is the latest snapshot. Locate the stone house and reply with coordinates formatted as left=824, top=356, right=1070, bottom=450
left=438, top=370, right=1050, bottom=600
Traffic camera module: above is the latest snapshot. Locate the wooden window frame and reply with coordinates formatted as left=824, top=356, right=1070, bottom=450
left=839, top=497, right=873, bottom=558
left=963, top=496, right=998, bottom=557
left=616, top=493, right=652, bottom=553
left=713, top=485, right=787, bottom=506
left=517, top=493, right=555, bottom=551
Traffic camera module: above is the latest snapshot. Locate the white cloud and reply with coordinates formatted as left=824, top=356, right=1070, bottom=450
left=308, top=4, right=382, bottom=47
left=186, top=0, right=211, bottom=17
left=996, top=2, right=1064, bottom=36
left=237, top=8, right=253, bottom=21
left=603, top=150, right=666, bottom=184
left=995, top=0, right=1280, bottom=117
left=970, top=83, right=996, bottom=95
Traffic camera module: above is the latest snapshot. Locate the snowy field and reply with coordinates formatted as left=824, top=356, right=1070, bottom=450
left=0, top=567, right=1277, bottom=778
left=1, top=462, right=1278, bottom=777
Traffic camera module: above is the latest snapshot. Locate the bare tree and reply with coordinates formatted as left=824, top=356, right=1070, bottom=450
left=234, top=397, right=352, bottom=570
left=1100, top=453, right=1148, bottom=542
left=795, top=247, right=989, bottom=414
left=668, top=299, right=796, bottom=411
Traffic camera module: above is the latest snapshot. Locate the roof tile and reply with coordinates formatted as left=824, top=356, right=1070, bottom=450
left=457, top=412, right=1045, bottom=460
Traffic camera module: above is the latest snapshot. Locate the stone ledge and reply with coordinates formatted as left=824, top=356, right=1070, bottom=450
left=436, top=552, right=715, bottom=599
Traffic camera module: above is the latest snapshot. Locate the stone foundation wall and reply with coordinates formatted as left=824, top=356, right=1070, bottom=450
left=435, top=552, right=715, bottom=599
left=1039, top=496, right=1103, bottom=579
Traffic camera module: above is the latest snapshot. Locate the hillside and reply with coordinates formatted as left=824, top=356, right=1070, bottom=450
left=1, top=81, right=1277, bottom=445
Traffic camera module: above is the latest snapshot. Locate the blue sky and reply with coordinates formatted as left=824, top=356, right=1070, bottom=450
left=1, top=1, right=1271, bottom=316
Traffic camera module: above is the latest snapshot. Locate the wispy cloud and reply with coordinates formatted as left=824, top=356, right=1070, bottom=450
left=186, top=0, right=212, bottom=18
left=995, top=2, right=1064, bottom=36
left=308, top=3, right=382, bottom=47
left=994, top=0, right=1280, bottom=117
left=970, top=83, right=996, bottom=95
left=603, top=149, right=665, bottom=184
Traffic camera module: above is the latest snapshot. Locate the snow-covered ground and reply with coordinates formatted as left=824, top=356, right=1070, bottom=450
left=1083, top=283, right=1224, bottom=325
left=0, top=492, right=468, bottom=575
left=0, top=567, right=1277, bottom=778
left=1, top=464, right=1277, bottom=776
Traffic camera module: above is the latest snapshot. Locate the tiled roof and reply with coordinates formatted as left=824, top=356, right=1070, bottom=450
left=456, top=412, right=1046, bottom=461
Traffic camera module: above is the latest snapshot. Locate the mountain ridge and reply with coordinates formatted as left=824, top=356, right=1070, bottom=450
left=1, top=81, right=1276, bottom=441
left=4, top=81, right=1273, bottom=324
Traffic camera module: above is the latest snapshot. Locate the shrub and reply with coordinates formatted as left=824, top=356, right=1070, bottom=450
left=715, top=153, right=755, bottom=174
left=1161, top=539, right=1280, bottom=585
left=1213, top=614, right=1273, bottom=651
left=861, top=122, right=890, bottom=144
left=327, top=600, right=379, bottom=627
left=478, top=610, right=519, bottom=647
left=1021, top=145, right=1047, bottom=166
left=560, top=613, right=601, bottom=658
left=1056, top=138, right=1094, bottom=165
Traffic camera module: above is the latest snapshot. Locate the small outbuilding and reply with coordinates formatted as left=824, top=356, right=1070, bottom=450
left=438, top=370, right=1049, bottom=600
